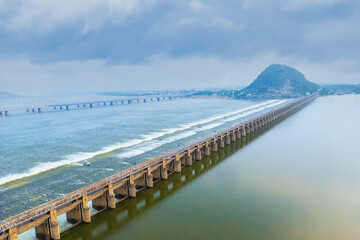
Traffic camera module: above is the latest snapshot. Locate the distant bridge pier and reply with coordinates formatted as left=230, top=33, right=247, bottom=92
left=137, top=99, right=139, bottom=103
left=143, top=99, right=147, bottom=102
left=83, top=104, right=86, bottom=108
left=60, top=106, right=63, bottom=110
left=157, top=97, right=160, bottom=101
left=32, top=108, right=35, bottom=113
left=66, top=106, right=69, bottom=110
left=38, top=108, right=41, bottom=113
left=128, top=100, right=131, bottom=104
left=90, top=103, right=93, bottom=108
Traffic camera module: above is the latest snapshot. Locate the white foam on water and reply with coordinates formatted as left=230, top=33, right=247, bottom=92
left=0, top=139, right=144, bottom=186
left=224, top=100, right=287, bottom=122
left=0, top=100, right=281, bottom=186
left=115, top=100, right=287, bottom=159
left=117, top=130, right=197, bottom=159
left=179, top=100, right=278, bottom=129
left=198, top=121, right=225, bottom=130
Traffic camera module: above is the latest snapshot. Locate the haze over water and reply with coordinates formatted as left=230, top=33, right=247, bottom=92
left=56, top=95, right=360, bottom=240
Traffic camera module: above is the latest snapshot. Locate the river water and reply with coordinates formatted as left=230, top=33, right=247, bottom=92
left=2, top=95, right=359, bottom=239
left=56, top=94, right=360, bottom=240
left=0, top=95, right=290, bottom=224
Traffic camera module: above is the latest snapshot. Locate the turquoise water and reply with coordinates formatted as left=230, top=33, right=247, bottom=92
left=57, top=94, right=360, bottom=240
left=0, top=96, right=290, bottom=221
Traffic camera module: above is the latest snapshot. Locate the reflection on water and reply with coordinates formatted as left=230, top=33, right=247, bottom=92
left=62, top=121, right=275, bottom=240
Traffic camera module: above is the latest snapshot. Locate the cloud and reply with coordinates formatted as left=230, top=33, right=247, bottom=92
left=1, top=0, right=159, bottom=33
left=1, top=54, right=358, bottom=95
left=282, top=0, right=348, bottom=11
left=189, top=0, right=211, bottom=13
left=241, top=0, right=349, bottom=11
left=304, top=12, right=360, bottom=43
left=0, top=0, right=359, bottom=93
left=177, top=1, right=242, bottom=31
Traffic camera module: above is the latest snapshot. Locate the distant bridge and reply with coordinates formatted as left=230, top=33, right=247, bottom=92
left=0, top=95, right=183, bottom=116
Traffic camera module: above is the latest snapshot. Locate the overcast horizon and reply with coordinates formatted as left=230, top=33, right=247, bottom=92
left=0, top=0, right=359, bottom=95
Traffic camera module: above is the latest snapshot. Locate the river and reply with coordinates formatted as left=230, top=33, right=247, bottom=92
left=58, top=95, right=360, bottom=240
left=0, top=95, right=290, bottom=224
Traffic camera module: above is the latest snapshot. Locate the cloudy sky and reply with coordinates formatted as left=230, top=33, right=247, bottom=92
left=0, top=0, right=359, bottom=95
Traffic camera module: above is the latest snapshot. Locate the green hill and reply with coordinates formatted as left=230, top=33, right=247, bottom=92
left=239, top=64, right=320, bottom=98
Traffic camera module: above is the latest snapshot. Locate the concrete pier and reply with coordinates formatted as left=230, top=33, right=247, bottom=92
left=226, top=134, right=231, bottom=145
left=231, top=131, right=236, bottom=142
left=186, top=152, right=193, bottom=166
left=129, top=176, right=137, bottom=197
left=175, top=155, right=181, bottom=172
left=0, top=93, right=318, bottom=240
left=220, top=137, right=225, bottom=148
left=205, top=144, right=211, bottom=156
left=146, top=169, right=153, bottom=188
left=213, top=140, right=218, bottom=152
left=196, top=147, right=202, bottom=161
left=82, top=196, right=91, bottom=223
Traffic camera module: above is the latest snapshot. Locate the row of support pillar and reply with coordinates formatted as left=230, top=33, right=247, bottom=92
left=23, top=96, right=182, bottom=115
